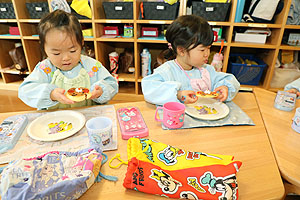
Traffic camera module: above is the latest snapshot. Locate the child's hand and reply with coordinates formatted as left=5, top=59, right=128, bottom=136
left=214, top=86, right=228, bottom=102
left=177, top=90, right=197, bottom=104
left=89, top=85, right=103, bottom=99
left=50, top=88, right=74, bottom=104
left=286, top=88, right=300, bottom=97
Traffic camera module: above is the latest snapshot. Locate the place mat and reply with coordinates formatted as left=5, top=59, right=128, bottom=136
left=159, top=102, right=255, bottom=130
left=0, top=105, right=117, bottom=164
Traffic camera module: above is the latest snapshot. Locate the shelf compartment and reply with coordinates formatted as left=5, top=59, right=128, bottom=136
left=119, top=82, right=136, bottom=94
left=95, top=41, right=134, bottom=73
left=22, top=39, right=42, bottom=73
left=0, top=22, right=20, bottom=37
left=118, top=73, right=135, bottom=82
left=94, top=22, right=134, bottom=40
left=1, top=72, right=26, bottom=84
left=0, top=39, right=21, bottom=70
left=137, top=43, right=169, bottom=79
left=18, top=22, right=38, bottom=36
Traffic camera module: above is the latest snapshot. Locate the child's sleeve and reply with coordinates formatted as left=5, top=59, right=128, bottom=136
left=89, top=61, right=118, bottom=104
left=18, top=62, right=58, bottom=109
left=141, top=68, right=182, bottom=105
left=208, top=66, right=240, bottom=101
left=284, top=78, right=300, bottom=93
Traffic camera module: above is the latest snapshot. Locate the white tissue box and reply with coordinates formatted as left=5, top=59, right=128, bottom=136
left=234, top=33, right=267, bottom=44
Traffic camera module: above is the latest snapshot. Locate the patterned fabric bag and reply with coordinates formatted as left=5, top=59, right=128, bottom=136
left=0, top=148, right=111, bottom=200
left=122, top=138, right=242, bottom=200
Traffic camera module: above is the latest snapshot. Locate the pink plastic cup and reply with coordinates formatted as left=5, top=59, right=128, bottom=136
left=155, top=102, right=185, bottom=129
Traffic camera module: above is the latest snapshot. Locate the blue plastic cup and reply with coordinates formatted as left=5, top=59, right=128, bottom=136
left=86, top=117, right=112, bottom=148
left=292, top=108, right=300, bottom=133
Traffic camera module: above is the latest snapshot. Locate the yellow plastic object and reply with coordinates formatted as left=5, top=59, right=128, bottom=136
left=163, top=0, right=178, bottom=5
left=82, top=28, right=93, bottom=37
left=71, top=0, right=92, bottom=19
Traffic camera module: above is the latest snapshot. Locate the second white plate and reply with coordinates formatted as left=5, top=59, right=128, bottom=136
left=27, top=110, right=86, bottom=141
left=185, top=100, right=230, bottom=121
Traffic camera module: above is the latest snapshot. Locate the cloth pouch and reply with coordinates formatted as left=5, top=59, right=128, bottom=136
left=123, top=138, right=242, bottom=200
left=0, top=148, right=103, bottom=200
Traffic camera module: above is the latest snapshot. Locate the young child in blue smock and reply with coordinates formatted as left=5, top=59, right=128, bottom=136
left=285, top=78, right=300, bottom=97
left=18, top=10, right=118, bottom=110
left=141, top=15, right=240, bottom=105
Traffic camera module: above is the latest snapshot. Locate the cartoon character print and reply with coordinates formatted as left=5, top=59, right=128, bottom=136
left=294, top=116, right=300, bottom=127
left=200, top=172, right=238, bottom=200
left=48, top=121, right=72, bottom=134
left=32, top=154, right=64, bottom=192
left=166, top=113, right=181, bottom=126
left=150, top=169, right=182, bottom=194
left=0, top=120, right=14, bottom=142
left=140, top=139, right=154, bottom=162
left=180, top=191, right=200, bottom=200
left=157, top=145, right=180, bottom=166
left=119, top=108, right=144, bottom=131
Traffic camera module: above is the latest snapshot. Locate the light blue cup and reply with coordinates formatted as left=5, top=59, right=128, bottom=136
left=86, top=117, right=113, bottom=148
left=274, top=91, right=296, bottom=112
left=292, top=107, right=300, bottom=133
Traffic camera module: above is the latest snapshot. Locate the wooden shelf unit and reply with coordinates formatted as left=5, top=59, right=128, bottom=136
left=0, top=0, right=299, bottom=93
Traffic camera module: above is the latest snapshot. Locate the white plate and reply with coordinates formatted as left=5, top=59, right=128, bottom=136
left=27, top=110, right=86, bottom=141
left=185, top=99, right=230, bottom=120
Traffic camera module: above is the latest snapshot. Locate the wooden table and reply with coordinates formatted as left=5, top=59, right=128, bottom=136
left=254, top=88, right=300, bottom=195
left=0, top=92, right=284, bottom=200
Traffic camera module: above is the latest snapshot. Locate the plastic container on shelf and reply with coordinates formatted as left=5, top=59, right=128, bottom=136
left=141, top=49, right=151, bottom=78
left=228, top=54, right=267, bottom=86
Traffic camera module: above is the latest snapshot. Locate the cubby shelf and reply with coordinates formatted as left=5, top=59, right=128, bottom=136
left=0, top=0, right=299, bottom=94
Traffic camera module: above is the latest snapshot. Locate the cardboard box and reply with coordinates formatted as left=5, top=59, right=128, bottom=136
left=234, top=33, right=267, bottom=44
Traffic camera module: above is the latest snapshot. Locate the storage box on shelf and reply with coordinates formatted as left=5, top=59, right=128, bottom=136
left=192, top=2, right=231, bottom=21
left=228, top=54, right=267, bottom=86
left=0, top=2, right=16, bottom=19
left=0, top=0, right=299, bottom=94
left=140, top=2, right=179, bottom=20
left=102, top=2, right=133, bottom=19
left=25, top=2, right=49, bottom=19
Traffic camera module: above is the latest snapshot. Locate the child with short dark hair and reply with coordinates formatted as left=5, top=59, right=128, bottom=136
left=18, top=10, right=118, bottom=109
left=141, top=15, right=240, bottom=105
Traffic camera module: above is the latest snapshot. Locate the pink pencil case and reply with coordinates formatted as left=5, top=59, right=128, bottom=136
left=116, top=107, right=149, bottom=140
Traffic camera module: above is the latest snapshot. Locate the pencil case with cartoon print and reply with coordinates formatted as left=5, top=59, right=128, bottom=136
left=0, top=115, right=28, bottom=154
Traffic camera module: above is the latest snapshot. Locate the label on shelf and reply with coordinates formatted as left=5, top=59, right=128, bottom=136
left=106, top=20, right=122, bottom=23
left=149, top=21, right=165, bottom=24
left=248, top=24, right=267, bottom=28
left=208, top=22, right=217, bottom=25
left=0, top=20, right=8, bottom=23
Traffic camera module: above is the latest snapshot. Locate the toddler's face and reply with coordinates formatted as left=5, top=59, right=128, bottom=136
left=44, top=29, right=82, bottom=71
left=185, top=44, right=210, bottom=68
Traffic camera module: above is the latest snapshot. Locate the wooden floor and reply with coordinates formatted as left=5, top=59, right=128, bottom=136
left=0, top=89, right=144, bottom=113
